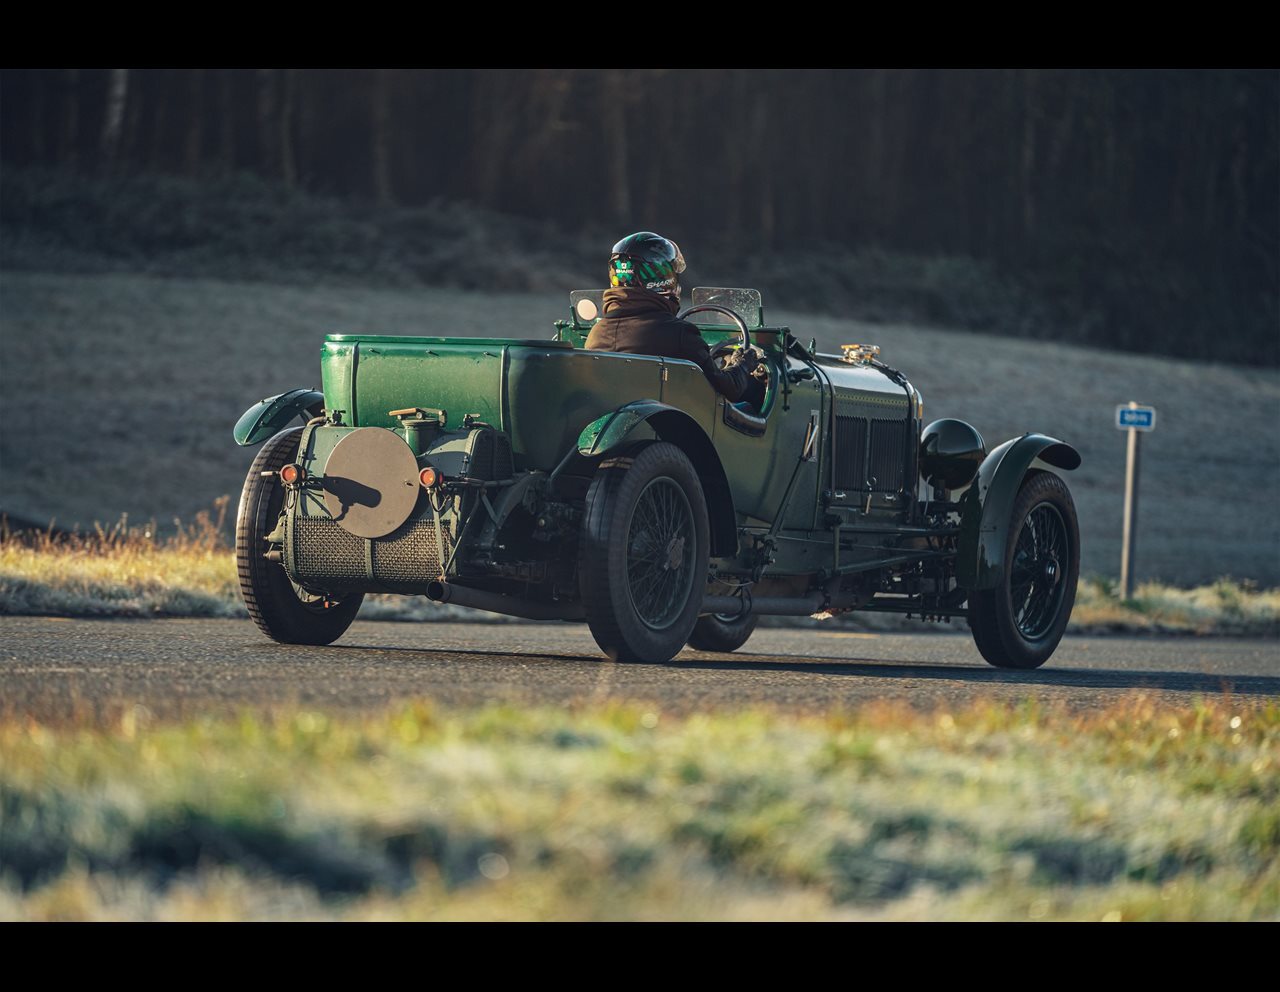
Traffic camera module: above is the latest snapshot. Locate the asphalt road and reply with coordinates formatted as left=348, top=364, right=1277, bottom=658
left=2, top=617, right=1277, bottom=723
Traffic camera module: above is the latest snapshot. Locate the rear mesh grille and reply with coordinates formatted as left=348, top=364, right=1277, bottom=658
left=289, top=514, right=453, bottom=589
left=371, top=519, right=453, bottom=584
left=293, top=517, right=364, bottom=582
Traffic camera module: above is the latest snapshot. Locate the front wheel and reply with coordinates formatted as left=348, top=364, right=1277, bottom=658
left=967, top=471, right=1079, bottom=669
left=579, top=442, right=710, bottom=663
left=236, top=428, right=363, bottom=645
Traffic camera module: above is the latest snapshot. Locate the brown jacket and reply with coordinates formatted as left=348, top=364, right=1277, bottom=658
left=585, top=287, right=752, bottom=401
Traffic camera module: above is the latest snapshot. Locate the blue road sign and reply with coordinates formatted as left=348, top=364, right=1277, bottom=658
left=1115, top=405, right=1156, bottom=431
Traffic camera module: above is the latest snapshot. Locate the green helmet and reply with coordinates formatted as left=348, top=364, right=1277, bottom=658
left=609, top=232, right=686, bottom=296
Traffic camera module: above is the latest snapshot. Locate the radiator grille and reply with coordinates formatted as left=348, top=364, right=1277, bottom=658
left=833, top=415, right=867, bottom=491
left=832, top=395, right=911, bottom=496
left=869, top=419, right=909, bottom=493
left=290, top=514, right=453, bottom=589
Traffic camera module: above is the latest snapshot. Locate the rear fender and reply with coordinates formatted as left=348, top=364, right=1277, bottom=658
left=956, top=433, right=1081, bottom=590
left=578, top=400, right=738, bottom=557
left=233, top=388, right=326, bottom=446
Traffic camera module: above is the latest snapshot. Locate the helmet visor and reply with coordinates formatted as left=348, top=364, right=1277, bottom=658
left=670, top=240, right=686, bottom=274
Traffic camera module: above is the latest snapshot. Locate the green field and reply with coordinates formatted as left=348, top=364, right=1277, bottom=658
left=2, top=697, right=1276, bottom=921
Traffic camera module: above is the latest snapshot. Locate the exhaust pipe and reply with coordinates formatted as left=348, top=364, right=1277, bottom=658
left=426, top=581, right=584, bottom=621
left=701, top=593, right=827, bottom=618
left=429, top=585, right=844, bottom=623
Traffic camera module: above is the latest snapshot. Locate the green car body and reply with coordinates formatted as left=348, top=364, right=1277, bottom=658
left=234, top=288, right=1081, bottom=668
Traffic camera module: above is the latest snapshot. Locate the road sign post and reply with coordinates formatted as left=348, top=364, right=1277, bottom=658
left=1116, top=402, right=1156, bottom=599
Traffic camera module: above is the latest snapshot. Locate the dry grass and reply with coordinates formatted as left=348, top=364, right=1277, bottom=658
left=1074, top=577, right=1280, bottom=636
left=2, top=695, right=1276, bottom=921
left=0, top=504, right=498, bottom=623
left=0, top=499, right=240, bottom=619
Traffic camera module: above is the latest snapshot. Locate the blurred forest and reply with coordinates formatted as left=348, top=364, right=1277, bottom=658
left=2, top=68, right=1276, bottom=364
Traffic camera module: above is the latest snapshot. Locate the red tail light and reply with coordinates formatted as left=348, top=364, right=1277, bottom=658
left=279, top=464, right=305, bottom=484
left=419, top=466, right=440, bottom=488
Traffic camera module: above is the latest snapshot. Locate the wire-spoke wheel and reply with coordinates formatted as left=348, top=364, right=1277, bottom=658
left=968, top=471, right=1079, bottom=669
left=580, top=442, right=710, bottom=663
left=1009, top=502, right=1069, bottom=640
left=236, top=428, right=363, bottom=645
left=626, top=477, right=697, bottom=629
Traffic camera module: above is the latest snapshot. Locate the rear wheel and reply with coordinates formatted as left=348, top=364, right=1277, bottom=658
left=688, top=610, right=759, bottom=653
left=579, top=442, right=710, bottom=663
left=968, top=471, right=1079, bottom=669
left=236, top=428, right=363, bottom=645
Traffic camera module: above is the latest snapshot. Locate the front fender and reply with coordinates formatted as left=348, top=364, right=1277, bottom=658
left=577, top=400, right=738, bottom=557
left=233, top=388, right=325, bottom=446
left=956, top=433, right=1081, bottom=590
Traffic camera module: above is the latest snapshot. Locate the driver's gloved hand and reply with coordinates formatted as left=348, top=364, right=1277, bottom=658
left=723, top=347, right=759, bottom=372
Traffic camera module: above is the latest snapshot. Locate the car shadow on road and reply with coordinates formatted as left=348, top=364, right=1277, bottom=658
left=336, top=643, right=607, bottom=664
left=334, top=641, right=1279, bottom=697
left=674, top=653, right=1280, bottom=696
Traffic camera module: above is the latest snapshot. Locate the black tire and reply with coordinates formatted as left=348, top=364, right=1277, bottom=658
left=967, top=471, right=1079, bottom=669
left=688, top=611, right=759, bottom=653
left=579, top=442, right=710, bottom=663
left=236, top=428, right=363, bottom=645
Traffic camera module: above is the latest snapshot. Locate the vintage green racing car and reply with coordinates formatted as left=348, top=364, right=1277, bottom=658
left=233, top=287, right=1081, bottom=668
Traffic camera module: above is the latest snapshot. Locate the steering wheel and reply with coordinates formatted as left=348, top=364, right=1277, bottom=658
left=676, top=304, right=751, bottom=354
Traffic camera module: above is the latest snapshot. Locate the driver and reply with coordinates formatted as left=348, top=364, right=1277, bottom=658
left=585, top=232, right=759, bottom=401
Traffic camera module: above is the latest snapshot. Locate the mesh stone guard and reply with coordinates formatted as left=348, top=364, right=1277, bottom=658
left=288, top=513, right=454, bottom=591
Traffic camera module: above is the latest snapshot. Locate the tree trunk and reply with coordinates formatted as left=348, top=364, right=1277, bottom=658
left=470, top=70, right=518, bottom=207
left=29, top=70, right=46, bottom=163
left=257, top=69, right=276, bottom=178
left=98, top=68, right=129, bottom=171
left=372, top=68, right=393, bottom=204
left=147, top=73, right=168, bottom=170
left=1046, top=71, right=1077, bottom=183
left=183, top=69, right=203, bottom=175
left=602, top=70, right=631, bottom=222
left=279, top=68, right=296, bottom=187
left=1021, top=68, right=1038, bottom=242
left=749, top=73, right=774, bottom=246
left=120, top=68, right=144, bottom=168
left=867, top=69, right=886, bottom=236
left=218, top=69, right=237, bottom=172
left=60, top=69, right=80, bottom=168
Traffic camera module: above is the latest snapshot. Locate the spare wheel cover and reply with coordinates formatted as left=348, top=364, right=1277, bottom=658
left=321, top=427, right=421, bottom=538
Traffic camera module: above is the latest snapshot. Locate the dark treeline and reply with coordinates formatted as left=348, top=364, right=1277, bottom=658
left=2, top=68, right=1276, bottom=362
